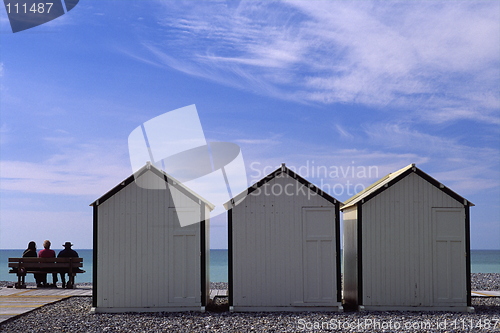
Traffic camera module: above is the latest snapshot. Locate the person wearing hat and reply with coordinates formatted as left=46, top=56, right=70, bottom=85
left=57, top=242, right=79, bottom=288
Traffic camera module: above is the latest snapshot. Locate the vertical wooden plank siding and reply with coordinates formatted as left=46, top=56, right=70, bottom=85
left=360, top=173, right=465, bottom=307
left=465, top=206, right=471, bottom=307
left=231, top=173, right=340, bottom=308
left=200, top=206, right=211, bottom=306
left=95, top=170, right=204, bottom=309
left=228, top=209, right=234, bottom=307
left=92, top=204, right=98, bottom=308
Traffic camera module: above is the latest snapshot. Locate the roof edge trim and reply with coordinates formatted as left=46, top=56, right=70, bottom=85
left=224, top=163, right=343, bottom=210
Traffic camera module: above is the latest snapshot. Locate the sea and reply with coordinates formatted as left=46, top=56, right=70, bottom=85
left=1, top=249, right=498, bottom=283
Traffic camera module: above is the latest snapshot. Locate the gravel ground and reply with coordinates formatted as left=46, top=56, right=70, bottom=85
left=0, top=274, right=498, bottom=333
left=470, top=273, right=500, bottom=291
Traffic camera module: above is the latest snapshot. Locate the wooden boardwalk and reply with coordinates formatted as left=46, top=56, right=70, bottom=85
left=0, top=287, right=92, bottom=324
left=209, top=289, right=228, bottom=299
left=471, top=290, right=500, bottom=297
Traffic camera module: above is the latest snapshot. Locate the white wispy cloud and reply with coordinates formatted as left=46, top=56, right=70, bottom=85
left=335, top=124, right=354, bottom=139
left=233, top=132, right=283, bottom=146
left=234, top=118, right=497, bottom=197
left=235, top=138, right=281, bottom=145
left=0, top=140, right=132, bottom=197
left=362, top=122, right=500, bottom=192
left=423, top=108, right=500, bottom=125
left=244, top=143, right=428, bottom=200
left=138, top=1, right=499, bottom=124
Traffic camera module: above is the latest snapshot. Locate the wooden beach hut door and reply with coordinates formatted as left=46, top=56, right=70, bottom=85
left=169, top=208, right=201, bottom=304
left=302, top=207, right=336, bottom=304
left=432, top=207, right=466, bottom=304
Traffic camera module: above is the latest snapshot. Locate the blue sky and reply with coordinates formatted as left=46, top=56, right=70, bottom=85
left=0, top=1, right=499, bottom=250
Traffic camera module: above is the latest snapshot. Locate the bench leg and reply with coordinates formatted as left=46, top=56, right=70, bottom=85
left=67, top=274, right=75, bottom=289
left=15, top=274, right=26, bottom=289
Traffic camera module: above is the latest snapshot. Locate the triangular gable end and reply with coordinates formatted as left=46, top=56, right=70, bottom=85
left=342, top=164, right=474, bottom=210
left=90, top=162, right=215, bottom=210
left=224, top=163, right=342, bottom=210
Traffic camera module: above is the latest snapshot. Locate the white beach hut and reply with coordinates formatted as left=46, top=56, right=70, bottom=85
left=90, top=162, right=213, bottom=313
left=342, top=164, right=474, bottom=312
left=225, top=164, right=343, bottom=312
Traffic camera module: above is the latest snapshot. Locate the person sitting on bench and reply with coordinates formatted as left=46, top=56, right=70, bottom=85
left=22, top=241, right=44, bottom=287
left=38, top=240, right=58, bottom=288
left=57, top=242, right=79, bottom=288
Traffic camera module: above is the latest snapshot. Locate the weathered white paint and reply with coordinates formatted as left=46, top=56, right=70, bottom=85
left=433, top=207, right=466, bottom=305
left=230, top=168, right=342, bottom=311
left=92, top=166, right=210, bottom=312
left=303, top=207, right=336, bottom=304
left=342, top=166, right=472, bottom=312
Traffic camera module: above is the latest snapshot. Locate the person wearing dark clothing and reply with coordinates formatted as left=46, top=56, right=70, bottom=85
left=23, top=241, right=37, bottom=257
left=38, top=240, right=58, bottom=287
left=22, top=241, right=43, bottom=286
left=57, top=242, right=79, bottom=288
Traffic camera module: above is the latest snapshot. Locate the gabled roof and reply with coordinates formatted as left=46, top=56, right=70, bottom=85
left=90, top=162, right=215, bottom=210
left=341, top=163, right=474, bottom=210
left=224, top=163, right=342, bottom=210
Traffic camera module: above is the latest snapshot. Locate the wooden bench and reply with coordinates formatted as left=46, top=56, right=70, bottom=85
left=8, top=257, right=85, bottom=289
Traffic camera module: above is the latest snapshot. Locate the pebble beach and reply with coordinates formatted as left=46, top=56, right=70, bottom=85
left=0, top=273, right=498, bottom=333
